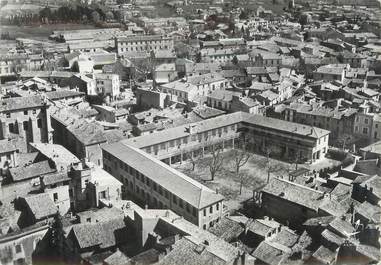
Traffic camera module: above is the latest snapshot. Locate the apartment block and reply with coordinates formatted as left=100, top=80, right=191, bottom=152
left=116, top=35, right=174, bottom=55
left=102, top=144, right=225, bottom=229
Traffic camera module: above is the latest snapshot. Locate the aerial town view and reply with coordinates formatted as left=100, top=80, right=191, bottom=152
left=0, top=0, right=380, bottom=264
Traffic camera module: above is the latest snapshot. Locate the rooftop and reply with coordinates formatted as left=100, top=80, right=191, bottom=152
left=0, top=96, right=48, bottom=113
left=261, top=177, right=325, bottom=210
left=9, top=160, right=55, bottom=182
left=29, top=143, right=80, bottom=168
left=23, top=193, right=57, bottom=220
left=70, top=217, right=127, bottom=249
left=102, top=144, right=224, bottom=209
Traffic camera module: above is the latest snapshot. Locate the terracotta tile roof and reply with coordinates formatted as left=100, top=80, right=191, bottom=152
left=9, top=160, right=55, bottom=182
left=0, top=96, right=48, bottom=112
left=23, top=193, right=57, bottom=220
left=70, top=218, right=126, bottom=249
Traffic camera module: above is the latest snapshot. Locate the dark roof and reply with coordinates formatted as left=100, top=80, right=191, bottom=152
left=23, top=193, right=57, bottom=220
left=131, top=249, right=160, bottom=265
left=9, top=160, right=55, bottom=182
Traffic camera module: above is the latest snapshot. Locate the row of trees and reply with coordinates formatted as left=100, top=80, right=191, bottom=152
left=4, top=4, right=116, bottom=25
left=188, top=137, right=293, bottom=195
left=39, top=5, right=115, bottom=24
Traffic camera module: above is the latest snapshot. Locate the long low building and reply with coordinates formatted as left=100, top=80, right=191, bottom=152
left=115, top=35, right=174, bottom=55
left=102, top=144, right=225, bottom=229
left=123, top=112, right=330, bottom=164
left=102, top=112, right=330, bottom=228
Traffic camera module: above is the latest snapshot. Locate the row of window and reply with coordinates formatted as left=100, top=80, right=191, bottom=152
left=104, top=151, right=222, bottom=220
left=8, top=119, right=43, bottom=133
left=144, top=124, right=237, bottom=154
left=120, top=40, right=171, bottom=45
left=5, top=109, right=38, bottom=118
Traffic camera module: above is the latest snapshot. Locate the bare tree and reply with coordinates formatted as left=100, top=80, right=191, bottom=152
left=336, top=133, right=355, bottom=151
left=208, top=145, right=224, bottom=181
left=264, top=145, right=278, bottom=183
left=237, top=172, right=251, bottom=195
left=231, top=148, right=251, bottom=175
left=189, top=152, right=200, bottom=171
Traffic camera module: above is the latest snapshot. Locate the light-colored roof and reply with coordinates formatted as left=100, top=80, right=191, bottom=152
left=102, top=144, right=224, bottom=209
left=242, top=114, right=330, bottom=139
left=29, top=143, right=80, bottom=167
left=157, top=214, right=241, bottom=262
left=0, top=96, right=48, bottom=112
left=261, top=178, right=325, bottom=210
left=123, top=112, right=245, bottom=148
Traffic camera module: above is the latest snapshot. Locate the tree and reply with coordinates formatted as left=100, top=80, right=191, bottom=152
left=237, top=172, right=251, bottom=195
left=288, top=0, right=294, bottom=10
left=239, top=10, right=249, bottom=20
left=264, top=146, right=278, bottom=183
left=189, top=152, right=200, bottom=171
left=91, top=10, right=101, bottom=23
left=336, top=134, right=355, bottom=150
left=231, top=148, right=251, bottom=176
left=208, top=145, right=224, bottom=181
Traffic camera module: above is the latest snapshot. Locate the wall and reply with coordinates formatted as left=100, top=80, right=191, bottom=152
left=0, top=105, right=52, bottom=152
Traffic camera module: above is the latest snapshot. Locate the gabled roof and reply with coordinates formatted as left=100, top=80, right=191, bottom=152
left=23, top=193, right=57, bottom=220
left=208, top=216, right=244, bottom=242
left=0, top=96, right=47, bottom=112
left=103, top=249, right=130, bottom=265
left=45, top=90, right=85, bottom=101
left=30, top=142, right=80, bottom=167
left=355, top=201, right=381, bottom=224
left=9, top=160, right=55, bottom=182
left=41, top=171, right=70, bottom=186
left=312, top=245, right=336, bottom=265
left=261, top=178, right=325, bottom=211
left=242, top=114, right=330, bottom=139
left=102, top=144, right=224, bottom=209
left=157, top=237, right=226, bottom=265
left=71, top=218, right=126, bottom=249
left=252, top=241, right=288, bottom=265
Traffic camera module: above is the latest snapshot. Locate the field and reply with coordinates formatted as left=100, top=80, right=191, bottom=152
left=1, top=24, right=97, bottom=40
